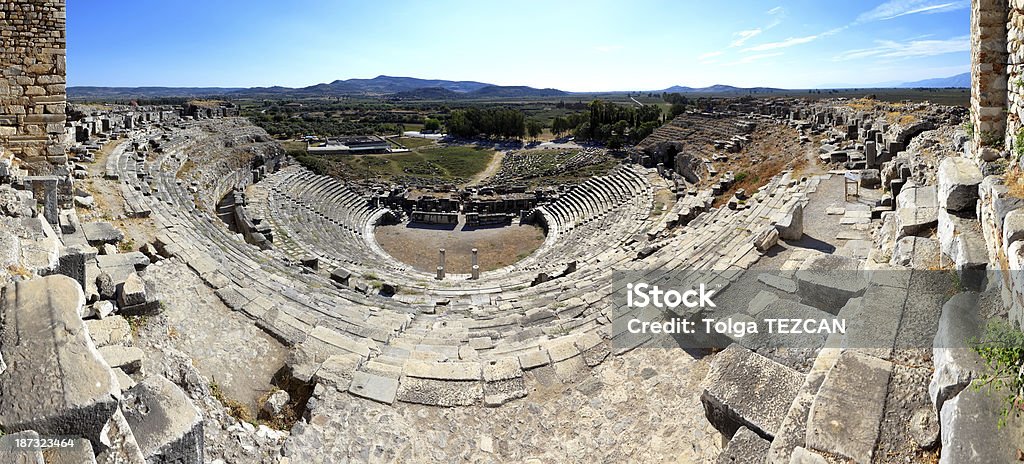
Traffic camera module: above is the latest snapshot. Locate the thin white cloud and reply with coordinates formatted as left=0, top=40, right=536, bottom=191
left=730, top=7, right=784, bottom=48
left=699, top=51, right=724, bottom=61
left=744, top=35, right=819, bottom=51
left=857, top=0, right=968, bottom=23
left=743, top=27, right=845, bottom=52
left=740, top=52, right=784, bottom=64
left=731, top=29, right=764, bottom=47
left=833, top=35, right=969, bottom=60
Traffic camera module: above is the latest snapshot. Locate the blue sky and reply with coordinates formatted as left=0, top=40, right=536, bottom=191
left=67, top=0, right=970, bottom=91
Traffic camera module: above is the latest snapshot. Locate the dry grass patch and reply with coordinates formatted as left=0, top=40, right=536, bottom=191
left=1007, top=167, right=1024, bottom=199
left=6, top=264, right=31, bottom=279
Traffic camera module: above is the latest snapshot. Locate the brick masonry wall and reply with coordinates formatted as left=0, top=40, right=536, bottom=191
left=0, top=0, right=66, bottom=163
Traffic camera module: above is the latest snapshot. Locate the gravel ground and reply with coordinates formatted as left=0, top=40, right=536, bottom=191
left=283, top=345, right=725, bottom=463
left=134, top=258, right=289, bottom=414
left=375, top=220, right=545, bottom=273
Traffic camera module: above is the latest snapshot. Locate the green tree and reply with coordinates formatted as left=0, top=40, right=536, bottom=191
left=447, top=110, right=476, bottom=137
left=527, top=120, right=544, bottom=140
left=423, top=118, right=441, bottom=132
left=670, top=103, right=687, bottom=118
left=551, top=116, right=568, bottom=137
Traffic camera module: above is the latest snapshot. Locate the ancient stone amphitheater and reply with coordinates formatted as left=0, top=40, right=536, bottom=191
left=2, top=1, right=1024, bottom=463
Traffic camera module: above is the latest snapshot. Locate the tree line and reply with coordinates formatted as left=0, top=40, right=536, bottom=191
left=443, top=100, right=669, bottom=147
left=550, top=100, right=663, bottom=148
left=447, top=107, right=529, bottom=139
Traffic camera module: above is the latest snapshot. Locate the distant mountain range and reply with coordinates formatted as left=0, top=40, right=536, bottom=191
left=656, top=84, right=784, bottom=94
left=68, top=86, right=246, bottom=99
left=68, top=75, right=567, bottom=100
left=67, top=73, right=970, bottom=100
left=817, top=73, right=970, bottom=90
left=895, top=72, right=970, bottom=88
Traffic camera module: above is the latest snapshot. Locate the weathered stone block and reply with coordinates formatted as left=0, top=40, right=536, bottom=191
left=937, top=157, right=983, bottom=213
left=98, top=345, right=144, bottom=375
left=775, top=202, right=804, bottom=241
left=889, top=236, right=941, bottom=269
left=0, top=276, right=118, bottom=449
left=752, top=225, right=779, bottom=253
left=82, top=222, right=123, bottom=245
left=929, top=292, right=986, bottom=414
left=806, top=352, right=891, bottom=463
left=117, top=272, right=146, bottom=307
left=939, top=379, right=1024, bottom=464
left=793, top=254, right=866, bottom=314
left=84, top=316, right=132, bottom=348
left=717, top=426, right=770, bottom=463
left=701, top=344, right=803, bottom=439
left=395, top=376, right=482, bottom=407
left=121, top=375, right=204, bottom=464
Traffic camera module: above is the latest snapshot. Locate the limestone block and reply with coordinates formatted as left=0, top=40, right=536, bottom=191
left=700, top=344, right=803, bottom=439
left=776, top=202, right=804, bottom=241
left=895, top=185, right=939, bottom=236
left=793, top=254, right=866, bottom=313
left=84, top=316, right=132, bottom=348
left=98, top=345, right=144, bottom=375
left=120, top=375, right=203, bottom=464
left=348, top=371, right=400, bottom=405
left=0, top=431, right=44, bottom=464
left=929, top=292, right=986, bottom=413
left=937, top=157, right=983, bottom=213
left=717, top=426, right=770, bottom=463
left=889, top=236, right=941, bottom=269
left=805, top=352, right=892, bottom=463
left=0, top=276, right=119, bottom=449
left=117, top=272, right=146, bottom=307
left=939, top=379, right=1024, bottom=464
left=752, top=226, right=779, bottom=253
left=81, top=222, right=123, bottom=245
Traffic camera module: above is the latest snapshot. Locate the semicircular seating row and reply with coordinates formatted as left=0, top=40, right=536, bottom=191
left=115, top=125, right=822, bottom=409
left=246, top=163, right=656, bottom=288
left=641, top=115, right=747, bottom=146
left=245, top=165, right=411, bottom=276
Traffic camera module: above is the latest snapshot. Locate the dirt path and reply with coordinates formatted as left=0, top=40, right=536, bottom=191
left=798, top=135, right=828, bottom=176
left=78, top=136, right=162, bottom=248
left=465, top=150, right=505, bottom=186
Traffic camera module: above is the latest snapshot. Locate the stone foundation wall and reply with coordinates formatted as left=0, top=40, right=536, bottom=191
left=0, top=0, right=66, bottom=164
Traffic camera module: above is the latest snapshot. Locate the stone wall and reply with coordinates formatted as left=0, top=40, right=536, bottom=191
left=973, top=0, right=1024, bottom=329
left=1008, top=1, right=1024, bottom=152
left=0, top=0, right=66, bottom=164
left=971, top=0, right=1008, bottom=155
